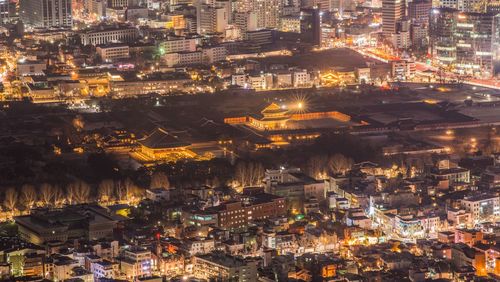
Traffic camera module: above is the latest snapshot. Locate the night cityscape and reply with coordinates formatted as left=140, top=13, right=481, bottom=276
left=0, top=0, right=499, bottom=281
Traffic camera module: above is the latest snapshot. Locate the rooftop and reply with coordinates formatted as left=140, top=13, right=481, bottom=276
left=196, top=252, right=247, bottom=268
left=138, top=128, right=190, bottom=149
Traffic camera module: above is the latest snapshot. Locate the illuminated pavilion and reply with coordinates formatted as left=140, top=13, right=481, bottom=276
left=134, top=128, right=196, bottom=162
left=248, top=103, right=291, bottom=130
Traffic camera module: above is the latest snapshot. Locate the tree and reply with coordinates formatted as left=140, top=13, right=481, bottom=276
left=39, top=183, right=54, bottom=207
left=119, top=178, right=142, bottom=203
left=53, top=186, right=65, bottom=207
left=249, top=162, right=264, bottom=186
left=72, top=115, right=84, bottom=131
left=328, top=154, right=354, bottom=175
left=483, top=127, right=499, bottom=155
left=67, top=180, right=91, bottom=204
left=98, top=179, right=115, bottom=204
left=75, top=181, right=91, bottom=204
left=20, top=184, right=36, bottom=210
left=235, top=162, right=248, bottom=187
left=66, top=182, right=77, bottom=204
left=150, top=171, right=170, bottom=189
left=4, top=187, right=18, bottom=214
left=234, top=161, right=264, bottom=187
left=307, top=155, right=329, bottom=179
left=207, top=176, right=221, bottom=188
left=115, top=181, right=125, bottom=202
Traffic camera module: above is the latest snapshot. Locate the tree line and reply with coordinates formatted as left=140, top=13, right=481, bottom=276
left=1, top=171, right=173, bottom=217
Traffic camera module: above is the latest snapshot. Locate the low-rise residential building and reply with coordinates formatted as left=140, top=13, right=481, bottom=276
left=193, top=253, right=258, bottom=282
left=96, top=44, right=130, bottom=62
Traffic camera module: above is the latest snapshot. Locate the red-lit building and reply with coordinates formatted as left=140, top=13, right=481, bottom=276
left=216, top=193, right=286, bottom=229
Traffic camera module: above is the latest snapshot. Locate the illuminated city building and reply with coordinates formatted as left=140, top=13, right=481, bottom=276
left=196, top=4, right=228, bottom=34
left=447, top=208, right=473, bottom=228
left=107, top=0, right=129, bottom=8
left=454, top=12, right=494, bottom=77
left=20, top=0, right=73, bottom=29
left=91, top=260, right=119, bottom=281
left=118, top=246, right=152, bottom=279
left=320, top=70, right=356, bottom=86
left=408, top=0, right=432, bottom=25
left=108, top=72, right=192, bottom=97
left=15, top=206, right=117, bottom=245
left=394, top=214, right=441, bottom=240
left=193, top=253, right=258, bottom=281
left=158, top=37, right=197, bottom=54
left=0, top=0, right=10, bottom=24
left=280, top=15, right=301, bottom=33
left=80, top=24, right=139, bottom=46
left=429, top=8, right=457, bottom=66
left=460, top=193, right=500, bottom=223
left=84, top=0, right=106, bottom=21
left=455, top=228, right=483, bottom=246
left=265, top=168, right=326, bottom=211
left=184, top=192, right=286, bottom=230
left=391, top=60, right=416, bottom=80
left=234, top=0, right=283, bottom=29
left=430, top=8, right=495, bottom=77
left=96, top=44, right=130, bottom=62
left=300, top=7, right=322, bottom=46
left=382, top=0, right=405, bottom=37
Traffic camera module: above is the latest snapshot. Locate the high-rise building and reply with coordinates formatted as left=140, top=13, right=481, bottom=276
left=382, top=0, right=405, bottom=36
left=391, top=19, right=412, bottom=49
left=457, top=0, right=486, bottom=12
left=454, top=11, right=494, bottom=77
left=300, top=7, right=322, bottom=46
left=0, top=0, right=9, bottom=24
left=301, top=0, right=332, bottom=11
left=429, top=8, right=456, bottom=64
left=84, top=0, right=107, bottom=19
left=430, top=8, right=495, bottom=77
left=408, top=0, right=432, bottom=24
left=316, top=0, right=333, bottom=11
left=107, top=0, right=129, bottom=8
left=487, top=1, right=500, bottom=14
left=197, top=3, right=228, bottom=34
left=234, top=0, right=283, bottom=29
left=234, top=11, right=258, bottom=34
left=20, top=0, right=73, bottom=28
left=436, top=0, right=488, bottom=12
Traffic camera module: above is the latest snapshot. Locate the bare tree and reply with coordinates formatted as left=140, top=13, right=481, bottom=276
left=66, top=183, right=77, bottom=205
left=150, top=172, right=170, bottom=189
left=39, top=183, right=54, bottom=207
left=98, top=179, right=115, bottom=204
left=235, top=161, right=264, bottom=187
left=4, top=187, right=18, bottom=214
left=484, top=128, right=499, bottom=155
left=207, top=176, right=220, bottom=188
left=72, top=115, right=85, bottom=131
left=235, top=162, right=248, bottom=187
left=53, top=186, right=65, bottom=207
left=67, top=180, right=91, bottom=204
left=115, top=181, right=125, bottom=202
left=307, top=155, right=329, bottom=179
left=248, top=162, right=264, bottom=186
left=328, top=154, right=354, bottom=175
left=20, top=184, right=37, bottom=210
left=120, top=178, right=143, bottom=203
